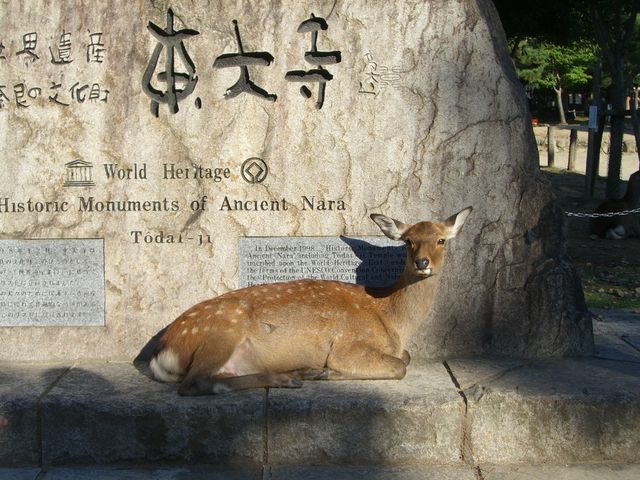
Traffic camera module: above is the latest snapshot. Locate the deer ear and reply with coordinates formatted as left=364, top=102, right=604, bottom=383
left=443, top=206, right=472, bottom=239
left=370, top=214, right=410, bottom=240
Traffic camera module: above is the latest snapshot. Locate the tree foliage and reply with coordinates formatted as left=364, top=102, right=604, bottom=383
left=511, top=39, right=596, bottom=123
left=514, top=40, right=595, bottom=91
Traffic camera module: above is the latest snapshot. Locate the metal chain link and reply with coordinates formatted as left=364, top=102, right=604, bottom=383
left=565, top=207, right=640, bottom=218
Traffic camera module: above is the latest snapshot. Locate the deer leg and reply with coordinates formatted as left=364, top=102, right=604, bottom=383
left=324, top=344, right=407, bottom=381
left=177, top=337, right=238, bottom=396
left=287, top=368, right=331, bottom=381
left=401, top=350, right=411, bottom=366
left=178, top=337, right=306, bottom=395
left=179, top=372, right=303, bottom=396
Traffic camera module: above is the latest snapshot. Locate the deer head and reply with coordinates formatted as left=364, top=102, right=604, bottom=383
left=371, top=207, right=472, bottom=278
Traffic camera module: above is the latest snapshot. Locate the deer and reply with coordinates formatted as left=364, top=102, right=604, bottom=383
left=590, top=170, right=640, bottom=239
left=149, top=207, right=472, bottom=395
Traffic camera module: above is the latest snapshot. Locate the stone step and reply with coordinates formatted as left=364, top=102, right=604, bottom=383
left=1, top=354, right=639, bottom=469
left=2, top=464, right=640, bottom=480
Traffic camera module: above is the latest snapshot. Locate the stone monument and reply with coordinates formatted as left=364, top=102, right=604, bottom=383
left=0, top=0, right=592, bottom=362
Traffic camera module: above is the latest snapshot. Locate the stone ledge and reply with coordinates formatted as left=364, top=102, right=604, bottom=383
left=453, top=358, right=640, bottom=464
left=0, top=354, right=639, bottom=468
left=3, top=465, right=640, bottom=480
left=267, top=364, right=463, bottom=466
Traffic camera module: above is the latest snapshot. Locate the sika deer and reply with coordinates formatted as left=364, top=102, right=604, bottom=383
left=150, top=207, right=472, bottom=395
left=591, top=170, right=640, bottom=239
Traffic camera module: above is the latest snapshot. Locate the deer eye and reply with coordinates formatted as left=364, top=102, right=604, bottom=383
left=437, top=238, right=446, bottom=245
left=406, top=239, right=415, bottom=250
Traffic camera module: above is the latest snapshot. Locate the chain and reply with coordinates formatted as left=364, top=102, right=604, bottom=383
left=565, top=207, right=640, bottom=218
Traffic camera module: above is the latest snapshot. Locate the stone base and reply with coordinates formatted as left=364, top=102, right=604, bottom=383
left=0, top=310, right=638, bottom=470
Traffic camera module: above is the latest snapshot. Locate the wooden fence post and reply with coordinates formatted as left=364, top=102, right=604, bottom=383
left=548, top=126, right=556, bottom=168
left=568, top=128, right=578, bottom=171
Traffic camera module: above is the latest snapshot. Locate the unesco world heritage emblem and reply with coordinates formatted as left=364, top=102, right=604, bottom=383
left=241, top=157, right=268, bottom=184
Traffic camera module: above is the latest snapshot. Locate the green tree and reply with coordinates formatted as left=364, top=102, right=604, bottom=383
left=514, top=39, right=596, bottom=124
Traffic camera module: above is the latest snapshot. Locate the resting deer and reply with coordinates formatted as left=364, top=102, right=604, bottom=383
left=590, top=170, right=640, bottom=239
left=150, top=207, right=472, bottom=395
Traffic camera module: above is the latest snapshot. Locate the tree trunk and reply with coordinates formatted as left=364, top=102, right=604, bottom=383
left=585, top=58, right=603, bottom=199
left=631, top=87, right=640, bottom=168
left=606, top=70, right=626, bottom=199
left=554, top=86, right=567, bottom=125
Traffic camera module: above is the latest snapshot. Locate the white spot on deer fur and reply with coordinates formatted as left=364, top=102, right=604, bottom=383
left=203, top=304, right=213, bottom=310
left=231, top=318, right=238, bottom=324
left=216, top=309, right=224, bottom=315
left=204, top=325, right=211, bottom=332
left=262, top=322, right=276, bottom=334
left=181, top=329, right=188, bottom=336
left=187, top=311, right=199, bottom=317
left=150, top=349, right=183, bottom=383
left=235, top=308, right=244, bottom=315
left=191, top=327, right=199, bottom=334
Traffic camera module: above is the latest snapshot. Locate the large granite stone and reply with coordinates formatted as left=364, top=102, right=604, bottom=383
left=0, top=0, right=591, bottom=362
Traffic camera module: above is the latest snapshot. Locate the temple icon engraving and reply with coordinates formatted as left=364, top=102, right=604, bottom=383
left=63, top=160, right=95, bottom=187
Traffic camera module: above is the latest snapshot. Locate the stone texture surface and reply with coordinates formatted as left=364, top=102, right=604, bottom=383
left=41, top=466, right=258, bottom=480
left=462, top=359, right=640, bottom=464
left=267, top=363, right=464, bottom=466
left=0, top=469, right=40, bottom=480
left=40, top=363, right=264, bottom=466
left=0, top=364, right=70, bottom=466
left=4, top=465, right=640, bottom=480
left=481, top=464, right=640, bottom=480
left=270, top=466, right=477, bottom=480
left=592, top=309, right=640, bottom=362
left=0, top=1, right=591, bottom=363
left=443, top=358, right=524, bottom=390
left=2, top=355, right=640, bottom=468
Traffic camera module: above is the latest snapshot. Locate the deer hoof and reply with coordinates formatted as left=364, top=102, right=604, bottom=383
left=272, top=374, right=303, bottom=388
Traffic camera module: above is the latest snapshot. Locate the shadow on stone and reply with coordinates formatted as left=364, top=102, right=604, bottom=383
left=39, top=364, right=265, bottom=468
left=339, top=236, right=405, bottom=287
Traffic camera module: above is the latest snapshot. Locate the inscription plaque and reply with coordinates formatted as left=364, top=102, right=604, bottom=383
left=239, top=236, right=405, bottom=288
left=0, top=239, right=105, bottom=327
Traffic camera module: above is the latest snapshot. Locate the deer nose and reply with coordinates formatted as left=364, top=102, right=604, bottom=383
left=415, top=258, right=429, bottom=270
